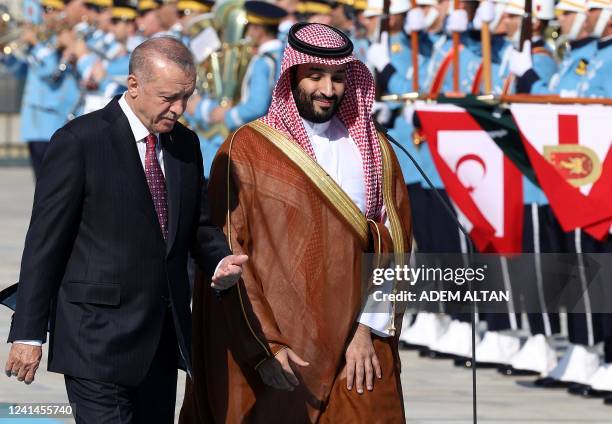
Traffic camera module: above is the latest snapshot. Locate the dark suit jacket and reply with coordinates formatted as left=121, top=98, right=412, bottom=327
left=8, top=97, right=231, bottom=386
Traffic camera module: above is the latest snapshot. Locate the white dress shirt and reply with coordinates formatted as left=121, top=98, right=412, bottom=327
left=302, top=117, right=393, bottom=337
left=119, top=93, right=165, bottom=176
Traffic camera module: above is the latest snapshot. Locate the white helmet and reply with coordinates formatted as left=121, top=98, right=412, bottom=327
left=390, top=0, right=411, bottom=14
left=504, top=0, right=554, bottom=20
left=556, top=0, right=588, bottom=13
left=363, top=0, right=410, bottom=17
left=363, top=0, right=383, bottom=17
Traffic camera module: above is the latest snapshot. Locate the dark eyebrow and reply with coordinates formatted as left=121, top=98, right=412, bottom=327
left=307, top=67, right=346, bottom=74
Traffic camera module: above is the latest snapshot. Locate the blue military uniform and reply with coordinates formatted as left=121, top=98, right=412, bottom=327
left=503, top=38, right=558, bottom=94
left=517, top=37, right=598, bottom=95
left=97, top=0, right=140, bottom=98
left=189, top=0, right=286, bottom=177
left=578, top=37, right=612, bottom=97
left=422, top=31, right=483, bottom=95
left=1, top=1, right=80, bottom=178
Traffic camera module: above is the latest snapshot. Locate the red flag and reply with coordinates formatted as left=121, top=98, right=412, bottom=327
left=416, top=103, right=524, bottom=253
left=511, top=104, right=612, bottom=240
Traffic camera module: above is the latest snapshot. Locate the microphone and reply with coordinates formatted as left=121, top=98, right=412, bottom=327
left=374, top=119, right=480, bottom=424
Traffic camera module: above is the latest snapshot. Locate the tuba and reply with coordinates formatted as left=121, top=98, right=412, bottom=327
left=0, top=5, right=67, bottom=56
left=192, top=0, right=252, bottom=138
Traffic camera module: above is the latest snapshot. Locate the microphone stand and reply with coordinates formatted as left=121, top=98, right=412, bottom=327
left=374, top=121, right=479, bottom=424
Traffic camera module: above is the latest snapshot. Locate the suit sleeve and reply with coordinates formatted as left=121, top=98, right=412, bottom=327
left=8, top=127, right=85, bottom=342
left=190, top=133, right=232, bottom=279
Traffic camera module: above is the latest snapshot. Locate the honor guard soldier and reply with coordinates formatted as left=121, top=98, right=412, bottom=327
left=1, top=0, right=79, bottom=179
left=503, top=0, right=557, bottom=93
left=137, top=0, right=165, bottom=37
left=98, top=0, right=140, bottom=98
left=177, top=0, right=215, bottom=46
left=187, top=0, right=287, bottom=177
left=512, top=0, right=597, bottom=95
left=296, top=0, right=334, bottom=25
left=577, top=0, right=612, bottom=96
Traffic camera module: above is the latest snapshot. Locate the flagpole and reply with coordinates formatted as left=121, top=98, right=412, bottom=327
left=452, top=0, right=460, bottom=93
left=410, top=0, right=420, bottom=93
left=481, top=19, right=493, bottom=94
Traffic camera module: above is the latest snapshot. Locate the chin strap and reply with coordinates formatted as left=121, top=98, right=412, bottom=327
left=568, top=12, right=587, bottom=41
left=593, top=9, right=612, bottom=38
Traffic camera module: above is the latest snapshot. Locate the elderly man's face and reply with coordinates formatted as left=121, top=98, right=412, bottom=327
left=292, top=63, right=347, bottom=123
left=127, top=58, right=196, bottom=133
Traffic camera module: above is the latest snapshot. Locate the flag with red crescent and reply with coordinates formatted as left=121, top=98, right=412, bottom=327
left=415, top=103, right=524, bottom=253
left=511, top=104, right=612, bottom=240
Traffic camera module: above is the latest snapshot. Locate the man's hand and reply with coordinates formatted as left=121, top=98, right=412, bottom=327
left=473, top=0, right=495, bottom=30
left=446, top=9, right=468, bottom=34
left=211, top=254, right=248, bottom=290
left=257, top=347, right=309, bottom=391
left=405, top=8, right=426, bottom=33
left=5, top=343, right=42, bottom=385
left=345, top=324, right=381, bottom=394
left=509, top=41, right=533, bottom=77
left=20, top=27, right=38, bottom=47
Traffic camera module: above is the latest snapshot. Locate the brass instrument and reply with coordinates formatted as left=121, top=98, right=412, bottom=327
left=0, top=5, right=67, bottom=56
left=0, top=5, right=23, bottom=55
left=190, top=0, right=253, bottom=138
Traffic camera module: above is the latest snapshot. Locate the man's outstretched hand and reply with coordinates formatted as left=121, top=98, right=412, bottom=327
left=211, top=254, right=249, bottom=290
left=5, top=343, right=42, bottom=385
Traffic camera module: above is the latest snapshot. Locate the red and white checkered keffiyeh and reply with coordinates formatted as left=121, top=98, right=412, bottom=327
left=261, top=23, right=384, bottom=221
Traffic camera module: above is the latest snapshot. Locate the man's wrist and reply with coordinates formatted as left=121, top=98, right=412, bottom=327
left=13, top=340, right=43, bottom=347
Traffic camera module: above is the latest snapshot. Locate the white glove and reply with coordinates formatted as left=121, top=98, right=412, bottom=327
left=403, top=104, right=415, bottom=125
left=473, top=1, right=495, bottom=30
left=405, top=8, right=426, bottom=33
left=446, top=9, right=469, bottom=33
left=367, top=32, right=391, bottom=73
left=372, top=101, right=392, bottom=124
left=509, top=40, right=532, bottom=77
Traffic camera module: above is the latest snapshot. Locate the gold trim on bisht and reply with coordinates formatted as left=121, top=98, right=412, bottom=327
left=378, top=132, right=407, bottom=336
left=247, top=119, right=370, bottom=249
left=226, top=128, right=274, bottom=362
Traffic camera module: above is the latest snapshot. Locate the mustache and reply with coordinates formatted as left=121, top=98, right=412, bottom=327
left=161, top=113, right=178, bottom=120
left=311, top=93, right=338, bottom=103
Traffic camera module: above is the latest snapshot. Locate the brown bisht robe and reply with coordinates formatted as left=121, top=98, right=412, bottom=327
left=180, top=119, right=412, bottom=423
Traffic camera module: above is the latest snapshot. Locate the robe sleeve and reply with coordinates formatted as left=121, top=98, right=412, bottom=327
left=207, top=130, right=291, bottom=370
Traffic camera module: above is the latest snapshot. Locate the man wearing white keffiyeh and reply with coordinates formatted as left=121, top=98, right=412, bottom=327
left=181, top=23, right=412, bottom=423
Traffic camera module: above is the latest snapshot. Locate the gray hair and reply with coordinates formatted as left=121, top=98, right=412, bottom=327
left=129, top=36, right=196, bottom=80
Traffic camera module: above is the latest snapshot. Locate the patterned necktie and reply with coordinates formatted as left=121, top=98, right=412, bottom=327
left=144, top=133, right=168, bottom=240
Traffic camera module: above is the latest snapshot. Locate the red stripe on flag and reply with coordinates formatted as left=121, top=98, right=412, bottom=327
left=558, top=114, right=578, bottom=144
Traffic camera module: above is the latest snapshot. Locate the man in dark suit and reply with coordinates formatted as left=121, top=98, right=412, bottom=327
left=4, top=36, right=247, bottom=423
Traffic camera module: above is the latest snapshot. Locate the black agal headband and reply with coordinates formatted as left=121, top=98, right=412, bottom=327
left=287, top=23, right=354, bottom=58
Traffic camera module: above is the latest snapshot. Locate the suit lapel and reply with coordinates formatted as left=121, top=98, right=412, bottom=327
left=162, top=132, right=181, bottom=255
left=108, top=101, right=163, bottom=241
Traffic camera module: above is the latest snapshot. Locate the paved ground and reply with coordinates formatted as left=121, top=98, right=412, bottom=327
left=1, top=167, right=611, bottom=423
